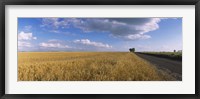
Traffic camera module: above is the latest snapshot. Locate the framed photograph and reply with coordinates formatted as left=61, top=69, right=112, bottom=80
left=0, top=0, right=199, bottom=99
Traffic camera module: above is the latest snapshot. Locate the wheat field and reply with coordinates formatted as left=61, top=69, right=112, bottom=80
left=18, top=52, right=175, bottom=81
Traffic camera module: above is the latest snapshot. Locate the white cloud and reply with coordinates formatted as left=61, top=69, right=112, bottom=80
left=24, top=25, right=32, bottom=31
left=124, top=34, right=151, bottom=40
left=39, top=42, right=70, bottom=48
left=18, top=31, right=37, bottom=50
left=49, top=30, right=60, bottom=33
left=18, top=41, right=32, bottom=47
left=18, top=31, right=37, bottom=40
left=48, top=39, right=62, bottom=42
left=74, top=39, right=112, bottom=48
left=33, top=37, right=37, bottom=40
left=41, top=18, right=69, bottom=29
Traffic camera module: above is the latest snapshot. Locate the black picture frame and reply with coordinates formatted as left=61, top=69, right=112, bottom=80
left=0, top=0, right=199, bottom=99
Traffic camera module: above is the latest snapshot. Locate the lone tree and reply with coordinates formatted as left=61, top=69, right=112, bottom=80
left=129, top=48, right=135, bottom=52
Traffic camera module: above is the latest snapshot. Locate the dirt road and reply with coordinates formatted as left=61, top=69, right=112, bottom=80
left=136, top=53, right=182, bottom=80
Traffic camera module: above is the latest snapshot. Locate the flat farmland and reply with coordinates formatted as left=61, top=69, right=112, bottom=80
left=18, top=52, right=175, bottom=81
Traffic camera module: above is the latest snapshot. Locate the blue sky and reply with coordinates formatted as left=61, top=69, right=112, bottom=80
left=18, top=18, right=182, bottom=52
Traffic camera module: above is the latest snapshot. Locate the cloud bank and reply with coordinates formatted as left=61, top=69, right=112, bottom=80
left=41, top=18, right=162, bottom=40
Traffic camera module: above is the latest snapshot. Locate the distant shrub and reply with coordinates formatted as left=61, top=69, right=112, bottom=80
left=129, top=48, right=135, bottom=52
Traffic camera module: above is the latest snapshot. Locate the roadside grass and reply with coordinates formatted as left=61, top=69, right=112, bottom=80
left=138, top=52, right=182, bottom=61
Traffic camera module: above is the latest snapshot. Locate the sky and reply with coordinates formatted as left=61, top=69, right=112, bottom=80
left=18, top=18, right=182, bottom=52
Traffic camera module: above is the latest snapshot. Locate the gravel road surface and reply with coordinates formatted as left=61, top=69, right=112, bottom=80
left=136, top=53, right=182, bottom=80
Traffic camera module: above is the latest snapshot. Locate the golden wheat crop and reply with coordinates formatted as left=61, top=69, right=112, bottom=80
left=18, top=52, right=175, bottom=81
